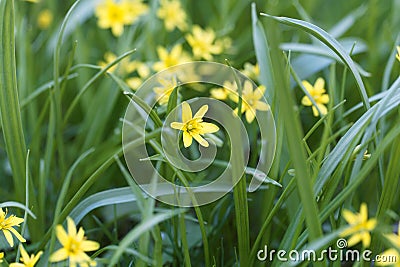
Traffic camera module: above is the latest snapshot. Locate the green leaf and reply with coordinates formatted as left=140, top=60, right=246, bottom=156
left=261, top=13, right=370, bottom=111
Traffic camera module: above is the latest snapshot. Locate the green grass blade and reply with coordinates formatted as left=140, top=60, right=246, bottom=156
left=261, top=13, right=370, bottom=111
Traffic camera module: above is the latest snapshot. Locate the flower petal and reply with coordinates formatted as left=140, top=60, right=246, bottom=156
left=19, top=244, right=29, bottom=261
left=314, top=77, right=325, bottom=92
left=182, top=102, right=192, bottom=122
left=170, top=122, right=185, bottom=130
left=81, top=240, right=100, bottom=252
left=192, top=134, right=209, bottom=147
left=301, top=96, right=312, bottom=106
left=67, top=217, right=77, bottom=236
left=255, top=101, right=269, bottom=111
left=183, top=131, right=192, bottom=148
left=342, top=209, right=358, bottom=224
left=55, top=225, right=69, bottom=247
left=8, top=227, right=26, bottom=243
left=3, top=229, right=14, bottom=246
left=194, top=105, right=208, bottom=119
left=347, top=234, right=362, bottom=247
left=49, top=248, right=69, bottom=262
left=200, top=122, right=219, bottom=133
left=245, top=109, right=256, bottom=123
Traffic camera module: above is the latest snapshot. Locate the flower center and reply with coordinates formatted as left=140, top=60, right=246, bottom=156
left=67, top=238, right=80, bottom=254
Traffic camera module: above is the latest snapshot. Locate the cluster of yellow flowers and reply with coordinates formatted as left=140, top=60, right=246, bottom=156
left=95, top=0, right=148, bottom=37
left=340, top=203, right=400, bottom=266
left=0, top=208, right=99, bottom=266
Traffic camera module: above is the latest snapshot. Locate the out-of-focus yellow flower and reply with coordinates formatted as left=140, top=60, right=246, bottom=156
left=121, top=0, right=148, bottom=24
left=49, top=217, right=100, bottom=267
left=171, top=102, right=219, bottom=148
left=95, top=0, right=147, bottom=37
left=126, top=61, right=150, bottom=90
left=301, top=77, right=329, bottom=117
left=154, top=76, right=178, bottom=105
left=37, top=9, right=53, bottom=30
left=98, top=52, right=137, bottom=75
left=9, top=245, right=42, bottom=267
left=242, top=63, right=259, bottom=81
left=153, top=44, right=191, bottom=72
left=376, top=223, right=400, bottom=266
left=340, top=203, right=377, bottom=248
left=210, top=81, right=237, bottom=100
left=0, top=252, right=4, bottom=263
left=0, top=208, right=26, bottom=247
left=157, top=0, right=187, bottom=32
left=186, top=25, right=229, bottom=60
left=230, top=81, right=269, bottom=123
left=396, top=46, right=400, bottom=62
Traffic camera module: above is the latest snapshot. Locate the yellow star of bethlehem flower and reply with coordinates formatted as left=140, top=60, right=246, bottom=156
left=95, top=0, right=147, bottom=37
left=157, top=0, right=187, bottom=32
left=242, top=62, right=260, bottom=81
left=49, top=217, right=100, bottom=267
left=396, top=46, right=400, bottom=62
left=0, top=208, right=26, bottom=247
left=301, top=77, right=329, bottom=117
left=171, top=102, right=219, bottom=148
left=186, top=25, right=228, bottom=60
left=340, top=203, right=377, bottom=248
left=210, top=81, right=238, bottom=100
left=230, top=81, right=269, bottom=123
left=153, top=44, right=191, bottom=72
left=9, top=245, right=42, bottom=267
left=376, top=223, right=400, bottom=266
left=154, top=76, right=178, bottom=105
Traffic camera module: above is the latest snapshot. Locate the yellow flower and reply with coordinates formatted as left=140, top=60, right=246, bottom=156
left=9, top=245, right=42, bottom=267
left=153, top=76, right=178, bottom=105
left=0, top=252, right=3, bottom=263
left=376, top=223, right=400, bottom=266
left=340, top=203, right=377, bottom=248
left=126, top=61, right=150, bottom=90
left=157, top=0, right=187, bottom=32
left=0, top=208, right=26, bottom=247
left=210, top=80, right=237, bottom=100
left=37, top=9, right=53, bottom=30
left=396, top=46, right=400, bottom=62
left=301, top=77, right=329, bottom=117
left=186, top=25, right=228, bottom=60
left=49, top=217, right=100, bottom=267
left=98, top=52, right=137, bottom=75
left=153, top=44, right=191, bottom=72
left=171, top=102, right=219, bottom=147
left=121, top=0, right=148, bottom=25
left=242, top=62, right=259, bottom=81
left=230, top=81, right=269, bottom=123
left=95, top=0, right=147, bottom=37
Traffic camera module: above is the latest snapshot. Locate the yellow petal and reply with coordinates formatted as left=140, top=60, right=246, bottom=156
left=316, top=103, right=328, bottom=116
left=170, top=122, right=185, bottom=130
left=255, top=101, right=269, bottom=111
left=314, top=77, right=325, bottom=92
left=360, top=203, right=368, bottom=222
left=9, top=263, right=25, bottom=267
left=192, top=133, right=209, bottom=147
left=55, top=225, right=69, bottom=247
left=342, top=209, right=358, bottom=224
left=318, top=94, right=329, bottom=104
left=3, top=229, right=14, bottom=247
left=183, top=131, right=192, bottom=147
left=302, top=80, right=314, bottom=93
left=181, top=102, right=192, bottom=122
left=81, top=240, right=100, bottom=252
left=8, top=227, right=26, bottom=243
left=311, top=106, right=319, bottom=117
left=365, top=218, right=377, bottom=230
left=253, top=85, right=266, bottom=99
left=361, top=232, right=371, bottom=247
left=49, top=248, right=69, bottom=262
left=111, top=23, right=124, bottom=37
left=33, top=251, right=43, bottom=264
left=157, top=46, right=168, bottom=60
left=301, top=96, right=312, bottom=106
left=347, top=234, right=362, bottom=247
left=67, top=217, right=77, bottom=237
left=245, top=109, right=256, bottom=123
left=19, top=244, right=29, bottom=261
left=194, top=105, right=208, bottom=119
left=200, top=122, right=219, bottom=133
